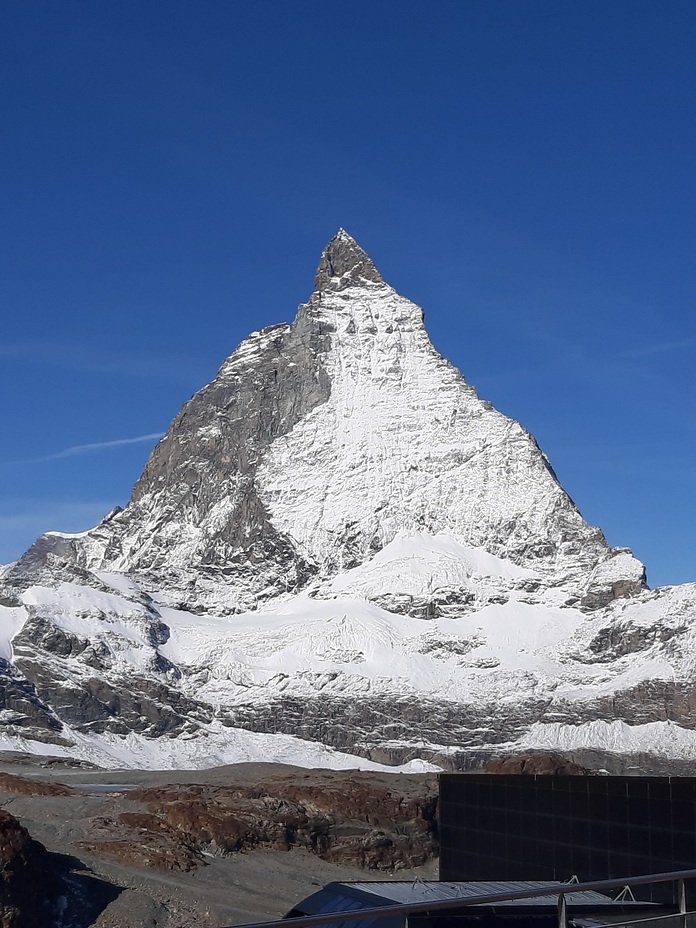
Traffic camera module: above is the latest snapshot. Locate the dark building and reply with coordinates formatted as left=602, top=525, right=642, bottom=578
left=286, top=880, right=669, bottom=928
left=439, top=774, right=696, bottom=901
left=285, top=776, right=696, bottom=928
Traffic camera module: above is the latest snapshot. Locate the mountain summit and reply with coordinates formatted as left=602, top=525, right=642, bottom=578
left=3, top=231, right=693, bottom=775
left=314, top=229, right=384, bottom=291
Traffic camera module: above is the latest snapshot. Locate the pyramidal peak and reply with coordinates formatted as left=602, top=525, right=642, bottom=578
left=313, top=229, right=385, bottom=292
left=0, top=229, right=677, bottom=777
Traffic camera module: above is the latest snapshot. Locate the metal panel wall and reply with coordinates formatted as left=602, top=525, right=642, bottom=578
left=439, top=775, right=696, bottom=900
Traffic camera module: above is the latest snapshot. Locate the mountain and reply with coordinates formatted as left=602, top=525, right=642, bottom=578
left=1, top=230, right=694, bottom=772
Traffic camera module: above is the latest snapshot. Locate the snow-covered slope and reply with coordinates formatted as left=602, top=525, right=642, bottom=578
left=2, top=230, right=692, bottom=772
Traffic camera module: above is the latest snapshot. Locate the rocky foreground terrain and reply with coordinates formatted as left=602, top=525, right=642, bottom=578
left=0, top=754, right=438, bottom=928
left=2, top=746, right=687, bottom=928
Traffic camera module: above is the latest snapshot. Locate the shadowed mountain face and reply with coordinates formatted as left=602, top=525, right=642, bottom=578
left=4, top=231, right=689, bottom=774
left=0, top=806, right=119, bottom=928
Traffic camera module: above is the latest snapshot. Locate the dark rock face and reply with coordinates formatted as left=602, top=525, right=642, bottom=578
left=587, top=620, right=685, bottom=662
left=482, top=753, right=591, bottom=775
left=13, top=661, right=211, bottom=739
left=79, top=813, right=204, bottom=872
left=0, top=810, right=54, bottom=928
left=591, top=680, right=696, bottom=727
left=0, top=808, right=121, bottom=928
left=8, top=612, right=212, bottom=740
left=0, top=660, right=64, bottom=742
left=224, top=692, right=548, bottom=755
left=69, top=304, right=333, bottom=606
left=314, top=229, right=384, bottom=291
left=581, top=576, right=648, bottom=610
left=90, top=770, right=440, bottom=872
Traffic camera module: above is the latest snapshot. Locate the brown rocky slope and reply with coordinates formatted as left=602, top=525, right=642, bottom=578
left=0, top=757, right=439, bottom=928
left=79, top=768, right=439, bottom=873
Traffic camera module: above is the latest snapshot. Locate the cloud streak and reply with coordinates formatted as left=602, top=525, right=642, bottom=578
left=30, top=433, right=163, bottom=463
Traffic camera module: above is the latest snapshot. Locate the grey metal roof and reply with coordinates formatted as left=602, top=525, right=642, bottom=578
left=345, top=882, right=657, bottom=908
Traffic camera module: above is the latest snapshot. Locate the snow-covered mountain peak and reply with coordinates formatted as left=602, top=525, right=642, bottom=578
left=314, top=229, right=385, bottom=292
left=7, top=231, right=644, bottom=608
left=2, top=231, right=689, bottom=774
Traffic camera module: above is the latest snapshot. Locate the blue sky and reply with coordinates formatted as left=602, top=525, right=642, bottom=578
left=1, top=0, right=695, bottom=588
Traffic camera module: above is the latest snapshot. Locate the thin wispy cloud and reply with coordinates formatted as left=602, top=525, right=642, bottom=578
left=29, top=433, right=163, bottom=463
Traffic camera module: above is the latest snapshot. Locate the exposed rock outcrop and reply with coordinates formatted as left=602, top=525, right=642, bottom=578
left=0, top=810, right=54, bottom=928
left=482, top=753, right=591, bottom=775
left=81, top=770, right=439, bottom=872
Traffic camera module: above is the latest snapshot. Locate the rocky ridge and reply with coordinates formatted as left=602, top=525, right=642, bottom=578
left=81, top=769, right=438, bottom=873
left=1, top=230, right=694, bottom=771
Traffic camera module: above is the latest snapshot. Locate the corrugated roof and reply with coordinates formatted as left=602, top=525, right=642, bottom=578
left=344, top=882, right=655, bottom=908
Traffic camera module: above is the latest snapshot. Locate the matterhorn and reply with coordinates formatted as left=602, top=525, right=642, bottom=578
left=1, top=230, right=694, bottom=773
